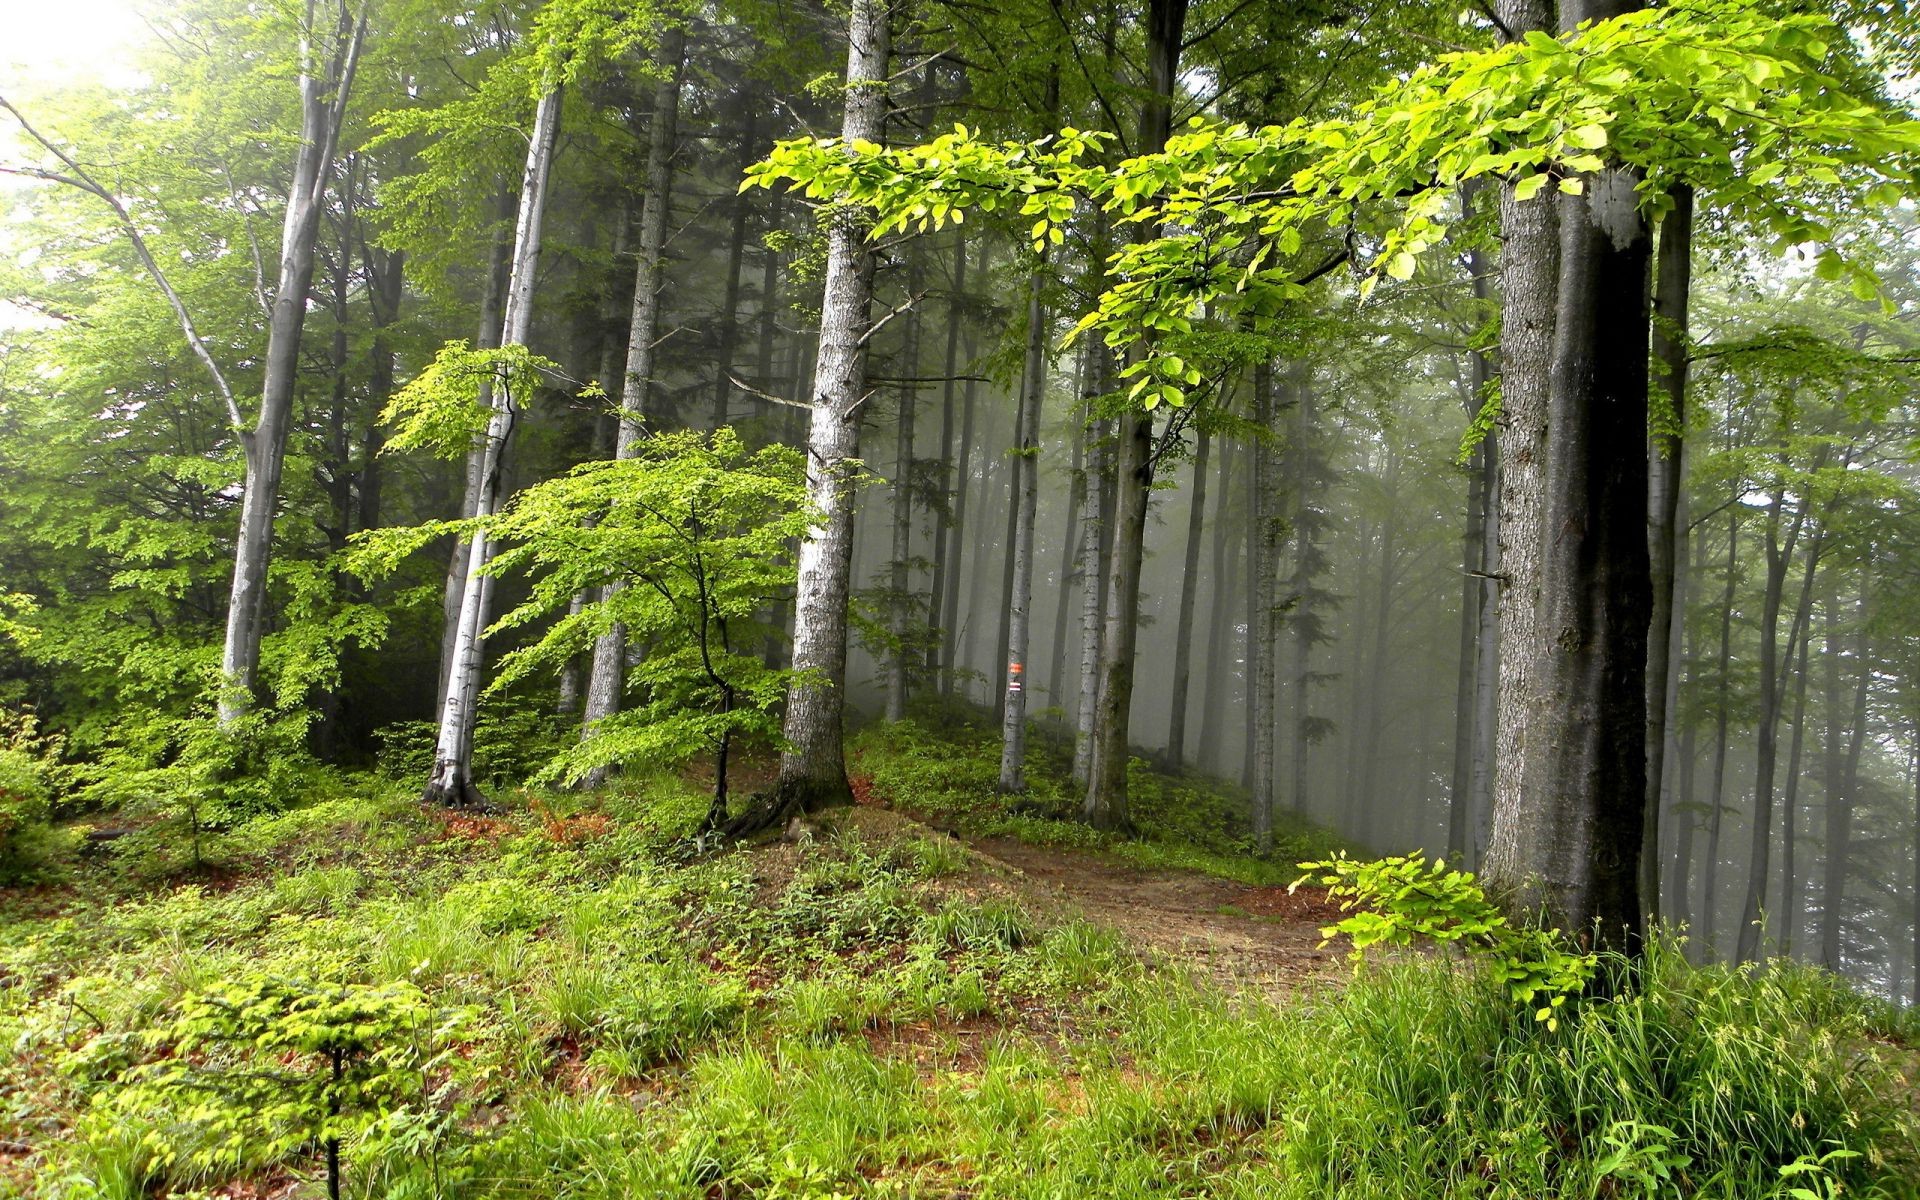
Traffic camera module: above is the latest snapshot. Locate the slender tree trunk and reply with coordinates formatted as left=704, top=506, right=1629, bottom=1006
left=1449, top=429, right=1488, bottom=860
left=578, top=30, right=687, bottom=784
left=1247, top=362, right=1279, bottom=850
left=219, top=10, right=366, bottom=723
left=1167, top=425, right=1210, bottom=768
left=1779, top=618, right=1813, bottom=958
left=1052, top=390, right=1087, bottom=708
left=1701, top=512, right=1739, bottom=954
left=1283, top=365, right=1317, bottom=815
left=927, top=230, right=967, bottom=682
left=885, top=255, right=924, bottom=722
left=940, top=249, right=983, bottom=690
left=1736, top=481, right=1825, bottom=962
left=1072, top=248, right=1113, bottom=786
left=423, top=81, right=563, bottom=807
left=1910, top=718, right=1919, bottom=1006
left=440, top=190, right=514, bottom=709
left=1197, top=441, right=1237, bottom=773
left=1070, top=396, right=1112, bottom=777
left=1644, top=184, right=1692, bottom=920
left=1450, top=221, right=1497, bottom=860
left=1821, top=581, right=1871, bottom=971
left=998, top=256, right=1049, bottom=788
left=1357, top=465, right=1401, bottom=818
left=712, top=104, right=761, bottom=429
left=1484, top=0, right=1653, bottom=950
left=768, top=0, right=890, bottom=815
left=1084, top=0, right=1187, bottom=829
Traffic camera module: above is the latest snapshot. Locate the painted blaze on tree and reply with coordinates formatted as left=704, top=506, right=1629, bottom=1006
left=743, top=0, right=1920, bottom=939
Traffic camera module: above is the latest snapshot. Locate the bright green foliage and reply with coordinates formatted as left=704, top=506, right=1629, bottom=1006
left=0, top=709, right=62, bottom=882
left=482, top=428, right=810, bottom=793
left=109, top=974, right=466, bottom=1195
left=747, top=0, right=1920, bottom=409
left=378, top=340, right=566, bottom=460
left=1296, top=851, right=1598, bottom=1030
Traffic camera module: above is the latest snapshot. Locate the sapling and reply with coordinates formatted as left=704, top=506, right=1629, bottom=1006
left=116, top=975, right=463, bottom=1199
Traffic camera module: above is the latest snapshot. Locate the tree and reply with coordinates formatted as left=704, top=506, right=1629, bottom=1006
left=756, top=0, right=891, bottom=821
left=484, top=429, right=810, bottom=826
left=2, top=0, right=369, bottom=727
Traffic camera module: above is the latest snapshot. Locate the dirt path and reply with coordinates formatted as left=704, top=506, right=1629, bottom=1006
left=963, top=834, right=1351, bottom=1000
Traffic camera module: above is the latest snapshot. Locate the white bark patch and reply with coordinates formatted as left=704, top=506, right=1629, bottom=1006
left=1588, top=169, right=1643, bottom=253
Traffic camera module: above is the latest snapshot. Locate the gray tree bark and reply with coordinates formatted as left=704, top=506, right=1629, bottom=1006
left=1248, top=362, right=1279, bottom=850
left=439, top=187, right=515, bottom=709
left=219, top=6, right=367, bottom=723
left=577, top=28, right=687, bottom=785
left=1083, top=0, right=1187, bottom=829
left=1643, top=184, right=1692, bottom=920
left=767, top=0, right=890, bottom=815
left=1484, top=0, right=1653, bottom=949
left=885, top=255, right=924, bottom=722
left=423, top=80, right=563, bottom=806
left=927, top=230, right=967, bottom=683
left=1166, top=425, right=1210, bottom=769
left=998, top=259, right=1049, bottom=788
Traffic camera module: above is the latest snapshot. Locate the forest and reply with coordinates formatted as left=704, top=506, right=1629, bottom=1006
left=4, top=0, right=1920, bottom=1194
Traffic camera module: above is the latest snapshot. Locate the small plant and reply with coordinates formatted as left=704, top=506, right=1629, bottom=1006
left=1588, top=1119, right=1688, bottom=1197
left=112, top=974, right=466, bottom=1200
left=1777, top=1145, right=1863, bottom=1200
left=1294, top=851, right=1597, bottom=1029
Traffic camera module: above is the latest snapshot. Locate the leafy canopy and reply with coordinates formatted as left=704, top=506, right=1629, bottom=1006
left=747, top=0, right=1920, bottom=409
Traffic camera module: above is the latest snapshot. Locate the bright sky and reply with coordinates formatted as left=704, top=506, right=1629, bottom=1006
left=0, top=0, right=151, bottom=91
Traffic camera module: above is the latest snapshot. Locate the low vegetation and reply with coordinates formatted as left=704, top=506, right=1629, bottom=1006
left=2, top=719, right=1915, bottom=1199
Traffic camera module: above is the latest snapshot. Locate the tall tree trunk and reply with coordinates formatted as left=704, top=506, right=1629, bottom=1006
left=1166, top=425, right=1210, bottom=768
left=1283, top=365, right=1318, bottom=815
left=927, top=230, right=967, bottom=682
left=578, top=29, right=687, bottom=784
left=1910, top=717, right=1919, bottom=1006
left=885, top=255, right=924, bottom=722
left=1779, top=617, right=1813, bottom=958
left=1701, top=512, right=1739, bottom=955
left=1736, top=481, right=1825, bottom=962
left=1821, top=581, right=1871, bottom=971
left=219, top=8, right=366, bottom=724
left=1084, top=0, right=1188, bottom=829
left=998, top=256, right=1049, bottom=788
left=423, top=80, right=563, bottom=807
left=769, top=0, right=890, bottom=814
left=1643, top=184, right=1692, bottom=920
left=1071, top=422, right=1110, bottom=783
left=1247, top=361, right=1279, bottom=850
left=1450, top=223, right=1497, bottom=861
left=1485, top=0, right=1653, bottom=949
left=1197, top=441, right=1237, bottom=774
left=711, top=104, right=761, bottom=429
left=940, top=246, right=984, bottom=691
left=1052, top=386, right=1087, bottom=708
left=1357, top=463, right=1401, bottom=820
left=439, top=189, right=514, bottom=709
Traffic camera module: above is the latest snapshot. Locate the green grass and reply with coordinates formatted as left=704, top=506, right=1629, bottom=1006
left=2, top=725, right=1916, bottom=1199
left=848, top=711, right=1351, bottom=885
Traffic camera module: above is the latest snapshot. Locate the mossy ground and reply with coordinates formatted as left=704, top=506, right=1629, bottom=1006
left=2, top=716, right=1916, bottom=1199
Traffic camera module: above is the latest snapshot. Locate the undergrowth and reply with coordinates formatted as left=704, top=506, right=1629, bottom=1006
left=0, top=721, right=1914, bottom=1199
left=849, top=711, right=1349, bottom=885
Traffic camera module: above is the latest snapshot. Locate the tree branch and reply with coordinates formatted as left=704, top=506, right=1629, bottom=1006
left=0, top=96, right=244, bottom=429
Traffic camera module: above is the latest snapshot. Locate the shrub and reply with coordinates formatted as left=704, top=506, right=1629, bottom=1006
left=0, top=709, right=60, bottom=883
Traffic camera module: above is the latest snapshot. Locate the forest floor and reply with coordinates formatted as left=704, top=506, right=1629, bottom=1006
left=843, top=803, right=1348, bottom=1001
left=3, top=711, right=1916, bottom=1199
